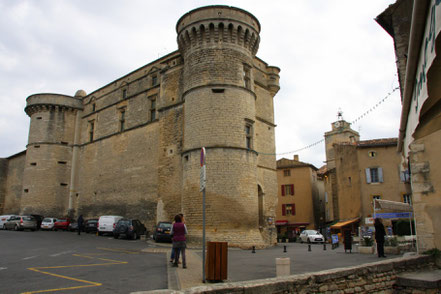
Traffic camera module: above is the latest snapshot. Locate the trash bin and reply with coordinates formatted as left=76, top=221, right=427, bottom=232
left=205, top=241, right=228, bottom=281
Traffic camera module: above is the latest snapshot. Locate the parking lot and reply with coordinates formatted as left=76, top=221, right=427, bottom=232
left=0, top=229, right=167, bottom=294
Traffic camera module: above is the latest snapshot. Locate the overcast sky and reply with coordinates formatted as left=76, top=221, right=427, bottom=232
left=0, top=0, right=400, bottom=168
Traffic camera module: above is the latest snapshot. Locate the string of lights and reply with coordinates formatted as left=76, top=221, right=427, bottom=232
left=257, top=86, right=400, bottom=156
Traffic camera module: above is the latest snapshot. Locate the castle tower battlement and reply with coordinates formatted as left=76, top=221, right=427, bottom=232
left=21, top=92, right=83, bottom=216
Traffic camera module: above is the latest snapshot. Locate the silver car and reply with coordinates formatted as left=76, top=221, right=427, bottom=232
left=300, top=230, right=325, bottom=243
left=4, top=215, right=37, bottom=231
left=0, top=215, right=16, bottom=230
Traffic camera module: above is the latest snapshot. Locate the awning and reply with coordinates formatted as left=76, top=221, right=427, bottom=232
left=330, top=218, right=359, bottom=229
left=374, top=199, right=412, bottom=212
left=275, top=220, right=288, bottom=225
left=275, top=221, right=309, bottom=226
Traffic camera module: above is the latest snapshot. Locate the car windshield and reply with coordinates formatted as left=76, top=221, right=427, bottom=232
left=88, top=220, right=98, bottom=223
left=304, top=230, right=319, bottom=235
left=42, top=218, right=53, bottom=222
left=159, top=223, right=171, bottom=228
left=22, top=216, right=33, bottom=221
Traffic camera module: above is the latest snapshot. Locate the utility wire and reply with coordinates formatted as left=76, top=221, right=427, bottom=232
left=257, top=86, right=400, bottom=156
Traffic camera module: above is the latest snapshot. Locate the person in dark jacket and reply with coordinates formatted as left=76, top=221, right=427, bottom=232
left=374, top=218, right=386, bottom=258
left=171, top=214, right=187, bottom=268
left=77, top=215, right=84, bottom=235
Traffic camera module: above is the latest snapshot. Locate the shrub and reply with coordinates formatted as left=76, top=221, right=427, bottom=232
left=362, top=236, right=373, bottom=246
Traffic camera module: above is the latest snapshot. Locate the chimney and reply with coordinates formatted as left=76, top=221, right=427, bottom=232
left=294, top=155, right=299, bottom=161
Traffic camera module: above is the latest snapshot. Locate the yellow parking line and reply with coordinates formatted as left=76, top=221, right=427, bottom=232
left=97, top=247, right=141, bottom=254
left=22, top=254, right=127, bottom=294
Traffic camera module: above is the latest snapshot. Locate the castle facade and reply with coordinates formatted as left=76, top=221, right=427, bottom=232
left=0, top=6, right=280, bottom=247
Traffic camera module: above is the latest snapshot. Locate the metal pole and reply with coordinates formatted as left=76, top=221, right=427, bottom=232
left=202, top=187, right=206, bottom=283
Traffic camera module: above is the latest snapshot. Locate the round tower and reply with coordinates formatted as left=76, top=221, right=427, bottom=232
left=21, top=92, right=84, bottom=217
left=177, top=6, right=266, bottom=247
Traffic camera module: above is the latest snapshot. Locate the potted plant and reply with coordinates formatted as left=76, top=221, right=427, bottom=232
left=384, top=236, right=400, bottom=255
left=358, top=236, right=374, bottom=254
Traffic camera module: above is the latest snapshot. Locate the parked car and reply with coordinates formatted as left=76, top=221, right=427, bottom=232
left=113, top=219, right=146, bottom=240
left=29, top=214, right=44, bottom=229
left=0, top=215, right=16, bottom=230
left=300, top=230, right=325, bottom=243
left=54, top=219, right=71, bottom=231
left=153, top=221, right=173, bottom=242
left=68, top=221, right=82, bottom=232
left=4, top=215, right=37, bottom=231
left=98, top=215, right=123, bottom=236
left=84, top=218, right=98, bottom=233
left=40, top=218, right=58, bottom=230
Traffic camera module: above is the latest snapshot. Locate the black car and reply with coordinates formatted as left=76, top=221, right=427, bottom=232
left=68, top=221, right=85, bottom=232
left=153, top=221, right=172, bottom=243
left=84, top=218, right=98, bottom=233
left=113, top=219, right=146, bottom=240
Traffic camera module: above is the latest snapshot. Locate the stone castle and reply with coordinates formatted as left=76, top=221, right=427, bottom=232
left=0, top=6, right=280, bottom=247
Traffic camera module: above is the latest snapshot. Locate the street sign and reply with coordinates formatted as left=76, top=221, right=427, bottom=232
left=200, top=147, right=206, bottom=192
left=375, top=212, right=412, bottom=219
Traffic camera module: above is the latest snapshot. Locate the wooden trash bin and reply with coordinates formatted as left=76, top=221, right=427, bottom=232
left=205, top=241, right=228, bottom=281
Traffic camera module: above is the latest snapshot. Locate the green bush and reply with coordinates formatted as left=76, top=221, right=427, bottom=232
left=385, top=236, right=398, bottom=247
left=362, top=236, right=373, bottom=246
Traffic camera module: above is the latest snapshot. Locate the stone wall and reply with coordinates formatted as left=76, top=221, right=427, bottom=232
left=156, top=255, right=435, bottom=294
left=0, top=152, right=26, bottom=214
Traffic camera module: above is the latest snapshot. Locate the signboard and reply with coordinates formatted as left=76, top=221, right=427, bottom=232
left=200, top=147, right=206, bottom=192
left=365, top=217, right=374, bottom=225
left=331, top=234, right=339, bottom=244
left=375, top=212, right=412, bottom=219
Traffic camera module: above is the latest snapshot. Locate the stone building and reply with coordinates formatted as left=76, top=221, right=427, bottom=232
left=0, top=6, right=280, bottom=248
left=275, top=156, right=324, bottom=238
left=376, top=0, right=441, bottom=251
left=323, top=120, right=410, bottom=235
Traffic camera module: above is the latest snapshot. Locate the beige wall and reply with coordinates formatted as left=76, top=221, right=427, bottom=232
left=1, top=152, right=26, bottom=214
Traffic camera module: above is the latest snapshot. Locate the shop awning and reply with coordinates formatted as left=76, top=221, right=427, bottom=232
left=374, top=199, right=412, bottom=212
left=275, top=220, right=288, bottom=225
left=330, top=218, right=359, bottom=229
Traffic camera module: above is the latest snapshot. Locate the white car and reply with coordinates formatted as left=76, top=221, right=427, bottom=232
left=0, top=215, right=16, bottom=230
left=98, top=215, right=123, bottom=236
left=41, top=218, right=58, bottom=230
left=300, top=230, right=325, bottom=243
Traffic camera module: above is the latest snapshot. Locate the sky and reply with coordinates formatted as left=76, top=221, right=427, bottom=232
left=0, top=0, right=401, bottom=168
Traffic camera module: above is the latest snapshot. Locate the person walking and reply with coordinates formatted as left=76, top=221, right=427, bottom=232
left=171, top=214, right=187, bottom=268
left=170, top=213, right=184, bottom=263
left=374, top=218, right=386, bottom=258
left=77, top=215, right=84, bottom=236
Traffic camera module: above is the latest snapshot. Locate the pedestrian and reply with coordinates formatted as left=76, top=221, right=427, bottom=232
left=374, top=218, right=386, bottom=258
left=77, top=215, right=84, bottom=236
left=170, top=213, right=184, bottom=263
left=171, top=214, right=187, bottom=268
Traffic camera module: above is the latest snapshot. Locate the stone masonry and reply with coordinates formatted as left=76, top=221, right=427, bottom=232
left=0, top=5, right=280, bottom=248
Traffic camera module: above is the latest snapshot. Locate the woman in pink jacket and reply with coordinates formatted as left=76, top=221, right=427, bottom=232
left=171, top=214, right=187, bottom=268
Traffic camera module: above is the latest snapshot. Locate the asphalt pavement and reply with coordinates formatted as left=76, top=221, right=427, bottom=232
left=142, top=240, right=402, bottom=291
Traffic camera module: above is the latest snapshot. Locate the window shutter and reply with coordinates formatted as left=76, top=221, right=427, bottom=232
left=365, top=168, right=371, bottom=183
left=378, top=167, right=384, bottom=183
left=281, top=185, right=285, bottom=196
left=282, top=204, right=286, bottom=216
left=292, top=204, right=296, bottom=215
left=290, top=184, right=294, bottom=195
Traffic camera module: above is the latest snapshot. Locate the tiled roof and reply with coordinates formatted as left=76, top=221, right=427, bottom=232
left=276, top=158, right=318, bottom=170
left=356, top=138, right=397, bottom=148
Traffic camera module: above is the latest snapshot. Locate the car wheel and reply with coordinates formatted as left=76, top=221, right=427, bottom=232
left=113, top=234, right=119, bottom=239
left=132, top=232, right=138, bottom=240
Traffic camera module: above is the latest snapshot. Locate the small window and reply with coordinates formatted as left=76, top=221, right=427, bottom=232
left=212, top=88, right=225, bottom=93
left=403, top=194, right=412, bottom=204
left=34, top=145, right=40, bottom=148
left=245, top=124, right=253, bottom=149
left=243, top=64, right=251, bottom=90
left=119, top=109, right=126, bottom=132
left=60, top=183, right=68, bottom=186
left=368, top=151, right=377, bottom=158
left=89, top=121, right=95, bottom=142
left=92, top=103, right=96, bottom=112
left=149, top=96, right=157, bottom=121
left=58, top=161, right=67, bottom=165
left=30, top=162, right=37, bottom=166
left=365, top=167, right=383, bottom=183
left=283, top=169, right=290, bottom=177
left=36, top=117, right=42, bottom=120
left=24, top=189, right=29, bottom=193
left=122, top=89, right=127, bottom=99
left=281, top=184, right=294, bottom=196
left=282, top=204, right=295, bottom=216
left=61, top=141, right=68, bottom=145
left=152, top=75, right=158, bottom=86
